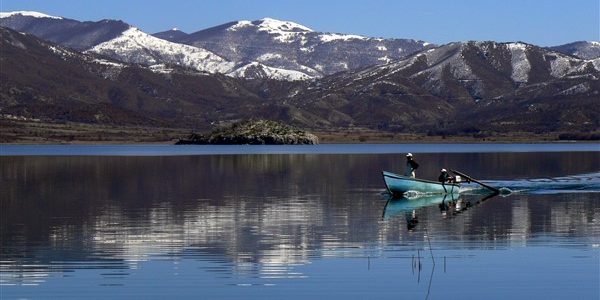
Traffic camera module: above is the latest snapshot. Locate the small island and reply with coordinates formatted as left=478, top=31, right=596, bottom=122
left=176, top=119, right=319, bottom=145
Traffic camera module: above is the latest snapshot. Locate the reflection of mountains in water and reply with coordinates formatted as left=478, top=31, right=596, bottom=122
left=480, top=172, right=600, bottom=194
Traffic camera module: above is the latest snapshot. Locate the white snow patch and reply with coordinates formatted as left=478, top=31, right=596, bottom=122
left=377, top=56, right=392, bottom=63
left=227, top=18, right=314, bottom=43
left=93, top=59, right=124, bottom=68
left=376, top=45, right=387, bottom=51
left=256, top=18, right=312, bottom=32
left=549, top=55, right=574, bottom=77
left=255, top=53, right=284, bottom=61
left=88, top=27, right=235, bottom=74
left=507, top=43, right=531, bottom=83
left=228, top=62, right=313, bottom=81
left=149, top=64, right=174, bottom=74
left=227, top=20, right=252, bottom=31
left=318, top=33, right=367, bottom=43
left=0, top=11, right=62, bottom=19
left=47, top=45, right=75, bottom=58
left=336, top=62, right=349, bottom=70
left=591, top=58, right=600, bottom=71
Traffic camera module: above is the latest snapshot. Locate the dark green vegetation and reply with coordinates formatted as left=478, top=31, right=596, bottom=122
left=176, top=119, right=319, bottom=144
left=1, top=27, right=598, bottom=143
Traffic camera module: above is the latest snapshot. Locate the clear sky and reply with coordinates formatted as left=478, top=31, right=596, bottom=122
left=1, top=0, right=598, bottom=46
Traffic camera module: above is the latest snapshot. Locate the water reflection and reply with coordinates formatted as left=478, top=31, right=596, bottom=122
left=383, top=192, right=500, bottom=231
left=1, top=152, right=599, bottom=292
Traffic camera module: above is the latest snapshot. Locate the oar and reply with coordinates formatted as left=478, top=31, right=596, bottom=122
left=450, top=169, right=500, bottom=194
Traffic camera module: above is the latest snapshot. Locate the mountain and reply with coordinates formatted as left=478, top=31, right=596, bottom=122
left=550, top=41, right=600, bottom=60
left=87, top=27, right=235, bottom=74
left=289, top=41, right=600, bottom=133
left=155, top=17, right=433, bottom=78
left=2, top=13, right=599, bottom=139
left=0, top=26, right=290, bottom=128
left=88, top=27, right=313, bottom=81
left=3, top=26, right=598, bottom=137
left=0, top=10, right=130, bottom=50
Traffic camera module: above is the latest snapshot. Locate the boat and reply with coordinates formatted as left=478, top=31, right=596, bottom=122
left=382, top=170, right=460, bottom=196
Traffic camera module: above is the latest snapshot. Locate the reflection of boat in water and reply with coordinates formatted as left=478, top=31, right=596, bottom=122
left=382, top=171, right=460, bottom=196
left=383, top=194, right=455, bottom=219
left=383, top=192, right=499, bottom=229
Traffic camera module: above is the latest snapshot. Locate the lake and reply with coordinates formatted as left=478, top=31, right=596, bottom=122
left=1, top=144, right=599, bottom=299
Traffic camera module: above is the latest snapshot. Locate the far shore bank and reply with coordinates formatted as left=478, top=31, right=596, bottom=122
left=2, top=119, right=598, bottom=145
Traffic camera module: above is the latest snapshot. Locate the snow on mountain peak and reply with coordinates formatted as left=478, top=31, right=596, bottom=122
left=226, top=18, right=313, bottom=43
left=226, top=20, right=253, bottom=31
left=255, top=18, right=313, bottom=32
left=0, top=11, right=62, bottom=19
left=318, top=33, right=368, bottom=43
left=227, top=18, right=312, bottom=34
left=88, top=27, right=234, bottom=74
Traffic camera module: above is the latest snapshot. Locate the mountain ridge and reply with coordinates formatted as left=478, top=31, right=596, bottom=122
left=1, top=11, right=599, bottom=142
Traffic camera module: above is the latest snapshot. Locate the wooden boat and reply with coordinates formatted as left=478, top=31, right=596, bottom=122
left=382, top=170, right=460, bottom=196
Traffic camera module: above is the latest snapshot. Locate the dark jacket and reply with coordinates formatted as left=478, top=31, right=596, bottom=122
left=438, top=171, right=452, bottom=182
left=408, top=159, right=419, bottom=170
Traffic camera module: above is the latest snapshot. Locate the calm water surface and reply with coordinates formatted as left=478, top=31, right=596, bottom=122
left=1, top=144, right=599, bottom=299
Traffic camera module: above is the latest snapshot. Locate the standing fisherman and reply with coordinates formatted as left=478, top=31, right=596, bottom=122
left=404, top=153, right=419, bottom=178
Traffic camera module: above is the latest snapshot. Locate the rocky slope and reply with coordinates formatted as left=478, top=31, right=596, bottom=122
left=551, top=41, right=600, bottom=60
left=0, top=27, right=285, bottom=128
left=289, top=41, right=600, bottom=133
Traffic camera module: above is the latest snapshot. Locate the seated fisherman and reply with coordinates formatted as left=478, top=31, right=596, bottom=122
left=438, top=168, right=454, bottom=183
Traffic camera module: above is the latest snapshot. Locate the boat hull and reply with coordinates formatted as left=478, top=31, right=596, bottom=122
left=382, top=171, right=460, bottom=195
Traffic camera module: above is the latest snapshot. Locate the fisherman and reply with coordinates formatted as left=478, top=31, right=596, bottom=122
left=404, top=153, right=419, bottom=178
left=438, top=168, right=454, bottom=183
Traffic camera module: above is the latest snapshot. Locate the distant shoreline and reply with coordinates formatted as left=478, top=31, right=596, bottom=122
left=1, top=119, right=598, bottom=145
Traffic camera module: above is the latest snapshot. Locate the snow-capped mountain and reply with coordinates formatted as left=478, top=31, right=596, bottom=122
left=0, top=11, right=62, bottom=19
left=288, top=40, right=599, bottom=131
left=88, top=27, right=235, bottom=74
left=551, top=41, right=600, bottom=60
left=0, top=11, right=129, bottom=50
left=87, top=26, right=313, bottom=80
left=0, top=26, right=272, bottom=127
left=329, top=41, right=600, bottom=100
left=157, top=17, right=433, bottom=77
left=3, top=25, right=599, bottom=137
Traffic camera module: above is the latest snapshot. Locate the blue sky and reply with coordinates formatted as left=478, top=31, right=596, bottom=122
left=1, top=0, right=598, bottom=46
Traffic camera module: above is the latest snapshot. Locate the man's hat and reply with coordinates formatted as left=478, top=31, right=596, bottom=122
left=406, top=153, right=413, bottom=157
